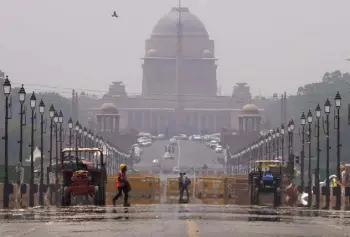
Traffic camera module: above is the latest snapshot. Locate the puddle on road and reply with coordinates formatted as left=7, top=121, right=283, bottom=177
left=1, top=205, right=350, bottom=225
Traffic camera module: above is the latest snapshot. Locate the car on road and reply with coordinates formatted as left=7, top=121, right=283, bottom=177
left=152, top=159, right=160, bottom=167
left=189, top=134, right=202, bottom=141
left=138, top=136, right=152, bottom=147
left=215, top=145, right=223, bottom=153
left=172, top=166, right=180, bottom=173
left=209, top=140, right=218, bottom=149
left=163, top=152, right=175, bottom=160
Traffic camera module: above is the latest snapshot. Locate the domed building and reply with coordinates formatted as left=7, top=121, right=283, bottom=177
left=87, top=6, right=271, bottom=138
left=238, top=104, right=261, bottom=135
left=142, top=7, right=217, bottom=96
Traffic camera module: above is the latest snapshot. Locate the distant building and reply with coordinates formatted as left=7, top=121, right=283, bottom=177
left=85, top=7, right=273, bottom=138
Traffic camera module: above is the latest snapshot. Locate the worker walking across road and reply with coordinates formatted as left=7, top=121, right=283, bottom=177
left=113, top=163, right=131, bottom=206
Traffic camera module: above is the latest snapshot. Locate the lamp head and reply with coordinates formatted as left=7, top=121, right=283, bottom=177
left=3, top=76, right=11, bottom=96
left=335, top=91, right=341, bottom=108
left=68, top=117, right=73, bottom=129
left=307, top=110, right=313, bottom=124
left=300, top=112, right=306, bottom=125
left=280, top=124, right=285, bottom=135
left=324, top=98, right=331, bottom=114
left=30, top=91, right=36, bottom=108
left=75, top=121, right=80, bottom=131
left=39, top=99, right=45, bottom=114
left=58, top=110, right=63, bottom=123
left=49, top=104, right=55, bottom=118
left=315, top=103, right=321, bottom=118
left=18, top=84, right=26, bottom=103
left=53, top=111, right=59, bottom=123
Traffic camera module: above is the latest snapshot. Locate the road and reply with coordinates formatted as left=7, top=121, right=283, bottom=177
left=1, top=205, right=350, bottom=236
left=135, top=140, right=222, bottom=172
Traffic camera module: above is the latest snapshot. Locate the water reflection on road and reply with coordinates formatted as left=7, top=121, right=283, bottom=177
left=1, top=205, right=350, bottom=236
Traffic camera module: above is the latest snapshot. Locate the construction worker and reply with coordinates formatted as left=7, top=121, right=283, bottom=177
left=112, top=163, right=131, bottom=206
left=284, top=181, right=298, bottom=206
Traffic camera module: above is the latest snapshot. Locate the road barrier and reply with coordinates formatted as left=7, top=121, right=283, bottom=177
left=195, top=176, right=225, bottom=199
left=196, top=175, right=249, bottom=205
left=166, top=178, right=194, bottom=203
left=106, top=174, right=160, bottom=205
left=164, top=175, right=249, bottom=205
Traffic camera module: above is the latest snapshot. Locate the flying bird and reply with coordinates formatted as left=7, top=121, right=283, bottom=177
left=112, top=11, right=118, bottom=18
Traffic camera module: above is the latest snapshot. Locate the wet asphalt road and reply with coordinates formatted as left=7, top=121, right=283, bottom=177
left=2, top=205, right=350, bottom=237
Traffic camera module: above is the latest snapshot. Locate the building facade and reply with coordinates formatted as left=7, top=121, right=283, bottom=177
left=87, top=7, right=272, bottom=137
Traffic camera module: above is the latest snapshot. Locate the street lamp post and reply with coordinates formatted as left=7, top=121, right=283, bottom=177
left=288, top=120, right=295, bottom=178
left=265, top=135, right=268, bottom=159
left=334, top=91, right=342, bottom=210
left=281, top=124, right=285, bottom=165
left=324, top=98, right=331, bottom=209
left=38, top=99, right=45, bottom=206
left=48, top=104, right=55, bottom=204
left=3, top=76, right=11, bottom=209
left=58, top=111, right=63, bottom=166
left=307, top=110, right=313, bottom=208
left=68, top=118, right=73, bottom=159
left=75, top=121, right=80, bottom=164
left=268, top=133, right=272, bottom=159
left=272, top=131, right=276, bottom=158
left=88, top=131, right=92, bottom=160
left=18, top=84, right=26, bottom=207
left=300, top=112, right=306, bottom=192
left=276, top=128, right=280, bottom=158
left=83, top=127, right=87, bottom=158
left=58, top=111, right=63, bottom=204
left=53, top=111, right=59, bottom=205
left=79, top=125, right=83, bottom=147
left=315, top=103, right=321, bottom=209
left=29, top=92, right=36, bottom=207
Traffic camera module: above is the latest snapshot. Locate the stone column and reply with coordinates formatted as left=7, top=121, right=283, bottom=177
left=238, top=117, right=242, bottom=134
left=205, top=115, right=209, bottom=132
left=214, top=114, right=217, bottom=133
left=157, top=115, right=161, bottom=134
left=101, top=116, right=105, bottom=132
left=141, top=111, right=145, bottom=132
left=198, top=112, right=201, bottom=135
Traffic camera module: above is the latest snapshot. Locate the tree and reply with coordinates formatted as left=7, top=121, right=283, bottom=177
left=264, top=70, right=350, bottom=166
left=0, top=89, right=72, bottom=165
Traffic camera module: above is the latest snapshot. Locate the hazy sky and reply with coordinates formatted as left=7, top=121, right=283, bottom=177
left=1, top=0, right=350, bottom=97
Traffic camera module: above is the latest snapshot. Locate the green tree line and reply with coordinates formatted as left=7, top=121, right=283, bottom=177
left=0, top=87, right=72, bottom=165
left=264, top=70, right=350, bottom=167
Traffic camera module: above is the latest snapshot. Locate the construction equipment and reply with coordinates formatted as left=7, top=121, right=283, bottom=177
left=249, top=160, right=283, bottom=207
left=59, top=148, right=107, bottom=206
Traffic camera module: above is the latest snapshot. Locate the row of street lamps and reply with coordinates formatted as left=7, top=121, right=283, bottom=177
left=230, top=91, right=343, bottom=210
left=2, top=76, right=130, bottom=208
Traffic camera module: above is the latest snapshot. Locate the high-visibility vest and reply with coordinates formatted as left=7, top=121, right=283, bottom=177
left=115, top=171, right=127, bottom=188
left=330, top=177, right=337, bottom=187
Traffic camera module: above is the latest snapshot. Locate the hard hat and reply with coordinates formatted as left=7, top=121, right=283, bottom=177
left=120, top=163, right=127, bottom=169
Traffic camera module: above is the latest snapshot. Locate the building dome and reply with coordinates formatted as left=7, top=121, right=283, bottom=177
left=151, top=7, right=209, bottom=37
left=240, top=104, right=260, bottom=116
left=100, top=103, right=118, bottom=114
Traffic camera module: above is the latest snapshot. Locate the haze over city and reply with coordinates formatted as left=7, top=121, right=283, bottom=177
left=1, top=0, right=350, bottom=96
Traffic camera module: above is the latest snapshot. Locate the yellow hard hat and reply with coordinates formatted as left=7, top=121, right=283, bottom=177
left=120, top=163, right=127, bottom=169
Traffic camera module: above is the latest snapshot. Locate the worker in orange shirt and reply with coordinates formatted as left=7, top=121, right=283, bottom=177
left=112, top=163, right=131, bottom=206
